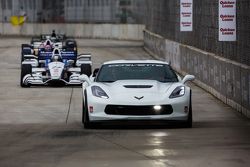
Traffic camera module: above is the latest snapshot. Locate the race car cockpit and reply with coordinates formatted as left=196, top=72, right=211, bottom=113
left=51, top=48, right=63, bottom=62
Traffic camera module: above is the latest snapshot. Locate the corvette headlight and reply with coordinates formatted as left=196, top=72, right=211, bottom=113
left=91, top=86, right=109, bottom=99
left=169, top=86, right=185, bottom=98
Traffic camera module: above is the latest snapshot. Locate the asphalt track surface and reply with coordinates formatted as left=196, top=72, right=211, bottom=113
left=0, top=38, right=250, bottom=167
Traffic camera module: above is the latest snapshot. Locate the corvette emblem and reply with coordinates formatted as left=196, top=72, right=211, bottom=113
left=134, top=96, right=144, bottom=100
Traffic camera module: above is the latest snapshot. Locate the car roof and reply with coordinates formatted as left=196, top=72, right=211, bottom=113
left=103, top=60, right=169, bottom=65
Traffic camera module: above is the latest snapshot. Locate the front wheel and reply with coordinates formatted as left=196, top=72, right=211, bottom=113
left=82, top=91, right=93, bottom=129
left=184, top=93, right=193, bottom=128
left=20, top=64, right=32, bottom=87
left=185, top=108, right=192, bottom=128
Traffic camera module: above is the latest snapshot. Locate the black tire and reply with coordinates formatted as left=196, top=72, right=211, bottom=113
left=83, top=91, right=93, bottom=128
left=81, top=64, right=92, bottom=77
left=22, top=44, right=32, bottom=52
left=65, top=39, right=77, bottom=51
left=65, top=39, right=78, bottom=63
left=82, top=91, right=86, bottom=124
left=66, top=39, right=76, bottom=47
left=21, top=44, right=32, bottom=62
left=184, top=92, right=193, bottom=128
left=20, top=64, right=32, bottom=87
left=82, top=99, right=85, bottom=124
left=21, top=53, right=24, bottom=62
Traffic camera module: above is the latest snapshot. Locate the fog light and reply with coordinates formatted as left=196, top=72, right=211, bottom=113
left=89, top=106, right=93, bottom=113
left=184, top=106, right=188, bottom=113
left=153, top=105, right=162, bottom=111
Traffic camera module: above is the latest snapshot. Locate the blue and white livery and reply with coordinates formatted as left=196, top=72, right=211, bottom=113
left=20, top=47, right=92, bottom=87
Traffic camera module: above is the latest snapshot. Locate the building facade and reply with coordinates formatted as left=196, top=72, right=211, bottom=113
left=0, top=0, right=42, bottom=22
left=0, top=0, right=142, bottom=23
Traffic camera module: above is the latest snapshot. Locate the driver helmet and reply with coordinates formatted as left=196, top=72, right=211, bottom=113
left=44, top=40, right=52, bottom=51
left=45, top=45, right=52, bottom=51
left=52, top=55, right=60, bottom=62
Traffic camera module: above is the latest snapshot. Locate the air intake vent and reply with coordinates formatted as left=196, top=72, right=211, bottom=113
left=105, top=105, right=173, bottom=115
left=54, top=49, right=59, bottom=54
left=123, top=85, right=153, bottom=88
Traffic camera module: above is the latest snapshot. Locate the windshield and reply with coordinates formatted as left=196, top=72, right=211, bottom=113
left=96, top=63, right=178, bottom=83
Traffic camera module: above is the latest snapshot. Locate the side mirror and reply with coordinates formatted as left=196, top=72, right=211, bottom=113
left=79, top=74, right=92, bottom=86
left=92, top=68, right=99, bottom=77
left=182, top=75, right=195, bottom=84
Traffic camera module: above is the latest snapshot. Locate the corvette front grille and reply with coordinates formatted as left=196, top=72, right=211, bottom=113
left=104, top=105, right=173, bottom=116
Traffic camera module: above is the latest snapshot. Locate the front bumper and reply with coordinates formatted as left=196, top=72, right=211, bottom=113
left=86, top=95, right=190, bottom=122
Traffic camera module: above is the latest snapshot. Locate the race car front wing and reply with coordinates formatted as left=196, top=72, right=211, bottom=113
left=22, top=71, right=83, bottom=86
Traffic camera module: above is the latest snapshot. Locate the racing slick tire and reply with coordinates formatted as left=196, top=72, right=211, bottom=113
left=65, top=39, right=77, bottom=48
left=65, top=39, right=78, bottom=63
left=65, top=40, right=77, bottom=52
left=21, top=44, right=32, bottom=62
left=20, top=64, right=32, bottom=87
left=81, top=64, right=92, bottom=77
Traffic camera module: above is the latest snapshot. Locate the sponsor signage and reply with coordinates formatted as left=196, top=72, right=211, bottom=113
left=219, top=0, right=237, bottom=41
left=180, top=0, right=193, bottom=31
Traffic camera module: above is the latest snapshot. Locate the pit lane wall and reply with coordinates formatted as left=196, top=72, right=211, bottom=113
left=144, top=29, right=250, bottom=118
left=0, top=23, right=144, bottom=40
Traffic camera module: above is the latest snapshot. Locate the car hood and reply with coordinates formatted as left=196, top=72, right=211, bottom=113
left=92, top=80, right=180, bottom=104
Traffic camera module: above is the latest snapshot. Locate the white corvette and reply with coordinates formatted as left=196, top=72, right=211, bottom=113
left=79, top=60, right=195, bottom=128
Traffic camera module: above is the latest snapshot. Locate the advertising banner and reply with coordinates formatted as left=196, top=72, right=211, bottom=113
left=180, top=0, right=193, bottom=31
left=219, top=0, right=237, bottom=41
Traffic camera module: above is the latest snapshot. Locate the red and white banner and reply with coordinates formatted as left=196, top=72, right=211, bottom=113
left=219, top=0, right=237, bottom=41
left=180, top=0, right=193, bottom=31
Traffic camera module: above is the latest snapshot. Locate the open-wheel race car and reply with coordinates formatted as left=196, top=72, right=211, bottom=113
left=20, top=47, right=92, bottom=87
left=22, top=31, right=77, bottom=58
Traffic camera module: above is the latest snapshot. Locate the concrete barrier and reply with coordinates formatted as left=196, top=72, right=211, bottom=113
left=144, top=29, right=250, bottom=118
left=0, top=23, right=145, bottom=40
